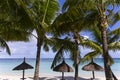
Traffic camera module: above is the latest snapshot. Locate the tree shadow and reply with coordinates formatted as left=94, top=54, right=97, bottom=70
left=38, top=76, right=91, bottom=80
left=56, top=76, right=90, bottom=80
left=28, top=76, right=92, bottom=80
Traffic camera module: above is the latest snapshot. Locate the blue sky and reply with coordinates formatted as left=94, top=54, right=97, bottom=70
left=0, top=0, right=120, bottom=58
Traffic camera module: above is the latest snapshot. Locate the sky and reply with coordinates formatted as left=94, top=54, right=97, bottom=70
left=0, top=0, right=120, bottom=58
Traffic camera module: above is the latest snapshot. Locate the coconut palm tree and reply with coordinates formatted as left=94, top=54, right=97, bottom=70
left=51, top=37, right=78, bottom=68
left=50, top=34, right=102, bottom=80
left=82, top=27, right=120, bottom=80
left=56, top=0, right=120, bottom=80
left=51, top=10, right=85, bottom=80
left=51, top=1, right=103, bottom=79
left=1, top=1, right=59, bottom=80
left=26, top=0, right=59, bottom=80
left=50, top=35, right=82, bottom=80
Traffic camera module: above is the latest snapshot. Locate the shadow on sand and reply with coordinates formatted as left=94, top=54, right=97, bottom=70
left=37, top=76, right=91, bottom=80
left=29, top=76, right=101, bottom=80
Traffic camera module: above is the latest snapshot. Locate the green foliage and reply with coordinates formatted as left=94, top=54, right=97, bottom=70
left=82, top=27, right=120, bottom=65
left=31, top=0, right=59, bottom=25
left=51, top=8, right=85, bottom=36
left=109, top=27, right=120, bottom=35
left=81, top=39, right=102, bottom=53
left=82, top=51, right=101, bottom=63
left=109, top=41, right=120, bottom=51
left=0, top=37, right=11, bottom=55
left=51, top=37, right=78, bottom=68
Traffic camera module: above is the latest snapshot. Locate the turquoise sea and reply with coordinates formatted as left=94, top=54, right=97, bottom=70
left=0, top=58, right=120, bottom=78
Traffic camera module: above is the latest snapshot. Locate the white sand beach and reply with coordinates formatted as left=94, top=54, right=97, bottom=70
left=1, top=74, right=119, bottom=80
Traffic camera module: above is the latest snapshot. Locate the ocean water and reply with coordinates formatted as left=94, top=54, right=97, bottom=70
left=0, top=58, right=119, bottom=78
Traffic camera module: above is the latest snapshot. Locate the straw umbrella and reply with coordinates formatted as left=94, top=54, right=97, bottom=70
left=13, top=57, right=33, bottom=80
left=53, top=60, right=73, bottom=80
left=82, top=59, right=104, bottom=79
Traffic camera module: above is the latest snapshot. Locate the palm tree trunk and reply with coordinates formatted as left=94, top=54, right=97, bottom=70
left=110, top=67, right=118, bottom=80
left=101, top=27, right=113, bottom=80
left=74, top=63, right=79, bottom=80
left=74, top=32, right=80, bottom=80
left=112, top=71, right=118, bottom=80
left=34, top=39, right=42, bottom=80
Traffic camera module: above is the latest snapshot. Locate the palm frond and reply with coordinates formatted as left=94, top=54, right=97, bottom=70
left=82, top=51, right=101, bottom=63
left=109, top=27, right=120, bottom=35
left=82, top=9, right=99, bottom=29
left=70, top=49, right=81, bottom=67
left=43, top=36, right=56, bottom=52
left=32, top=0, right=59, bottom=25
left=81, top=39, right=102, bottom=53
left=51, top=46, right=64, bottom=69
left=52, top=37, right=76, bottom=52
left=108, top=34, right=120, bottom=43
left=62, top=0, right=95, bottom=12
left=0, top=37, right=11, bottom=55
left=0, top=26, right=32, bottom=41
left=90, top=28, right=102, bottom=44
left=107, top=54, right=114, bottom=65
left=109, top=41, right=120, bottom=51
left=109, top=11, right=120, bottom=27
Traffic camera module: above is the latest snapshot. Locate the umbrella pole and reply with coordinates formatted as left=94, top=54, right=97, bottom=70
left=23, top=69, right=25, bottom=80
left=92, top=71, right=95, bottom=79
left=62, top=72, right=64, bottom=80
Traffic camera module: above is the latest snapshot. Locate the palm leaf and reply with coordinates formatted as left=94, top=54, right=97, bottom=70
left=82, top=51, right=101, bottom=63
left=0, top=36, right=11, bottom=55
left=109, top=27, right=120, bottom=35
left=81, top=39, right=102, bottom=53
left=109, top=41, right=120, bottom=51
left=51, top=37, right=78, bottom=68
left=51, top=46, right=64, bottom=69
left=90, top=28, right=102, bottom=44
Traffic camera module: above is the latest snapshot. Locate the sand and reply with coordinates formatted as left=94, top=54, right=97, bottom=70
left=0, top=74, right=119, bottom=80
left=0, top=75, right=104, bottom=80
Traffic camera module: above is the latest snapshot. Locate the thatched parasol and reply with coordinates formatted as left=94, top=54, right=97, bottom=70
left=13, top=57, right=33, bottom=80
left=82, top=59, right=104, bottom=79
left=53, top=60, right=73, bottom=80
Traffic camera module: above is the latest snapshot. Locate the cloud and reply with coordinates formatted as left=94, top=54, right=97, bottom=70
left=0, top=36, right=120, bottom=58
left=0, top=41, right=36, bottom=58
left=0, top=40, right=57, bottom=58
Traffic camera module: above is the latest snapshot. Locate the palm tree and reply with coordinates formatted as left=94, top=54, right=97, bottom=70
left=51, top=1, right=102, bottom=79
left=51, top=37, right=78, bottom=68
left=82, top=27, right=120, bottom=80
left=27, top=0, right=59, bottom=80
left=50, top=35, right=81, bottom=80
left=1, top=1, right=59, bottom=80
left=50, top=33, right=102, bottom=80
left=51, top=9, right=85, bottom=79
left=56, top=0, right=120, bottom=80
